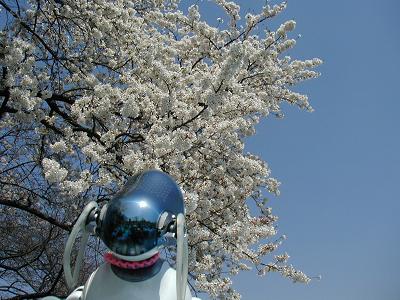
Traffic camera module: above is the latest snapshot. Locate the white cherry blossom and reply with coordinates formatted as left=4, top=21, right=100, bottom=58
left=0, top=0, right=320, bottom=298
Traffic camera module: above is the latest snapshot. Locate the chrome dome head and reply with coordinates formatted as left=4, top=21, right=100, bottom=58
left=100, top=170, right=184, bottom=257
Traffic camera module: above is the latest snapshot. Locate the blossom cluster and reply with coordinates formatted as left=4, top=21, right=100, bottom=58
left=0, top=0, right=321, bottom=298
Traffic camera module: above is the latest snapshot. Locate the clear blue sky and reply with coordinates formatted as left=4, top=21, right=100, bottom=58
left=194, top=0, right=400, bottom=299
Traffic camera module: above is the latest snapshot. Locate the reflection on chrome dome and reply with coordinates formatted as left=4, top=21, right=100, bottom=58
left=100, top=170, right=184, bottom=257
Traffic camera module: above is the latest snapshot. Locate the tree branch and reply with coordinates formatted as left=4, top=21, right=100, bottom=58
left=0, top=198, right=72, bottom=232
left=172, top=103, right=208, bottom=131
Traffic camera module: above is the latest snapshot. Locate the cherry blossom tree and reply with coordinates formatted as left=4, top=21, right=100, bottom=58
left=0, top=0, right=321, bottom=299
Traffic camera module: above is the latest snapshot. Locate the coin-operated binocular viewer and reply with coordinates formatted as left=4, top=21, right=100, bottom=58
left=43, top=170, right=200, bottom=300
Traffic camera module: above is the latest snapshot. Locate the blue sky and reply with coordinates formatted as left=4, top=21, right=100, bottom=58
left=215, top=0, right=400, bottom=299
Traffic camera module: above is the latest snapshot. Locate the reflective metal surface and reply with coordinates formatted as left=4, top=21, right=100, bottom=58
left=100, top=170, right=184, bottom=256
